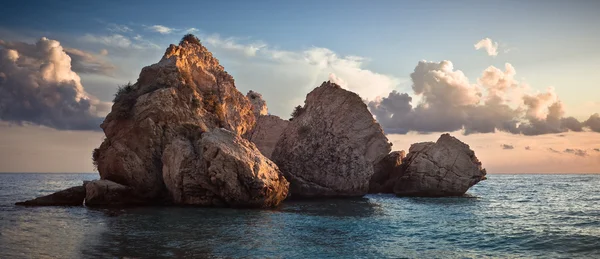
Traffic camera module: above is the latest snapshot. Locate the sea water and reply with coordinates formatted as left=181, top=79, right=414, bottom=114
left=0, top=173, right=599, bottom=258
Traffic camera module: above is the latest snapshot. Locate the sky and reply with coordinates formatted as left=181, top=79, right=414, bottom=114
left=0, top=0, right=599, bottom=173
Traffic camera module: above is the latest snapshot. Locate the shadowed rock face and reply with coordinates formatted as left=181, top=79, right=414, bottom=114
left=392, top=134, right=487, bottom=197
left=244, top=115, right=289, bottom=159
left=369, top=150, right=406, bottom=194
left=89, top=37, right=287, bottom=207
left=15, top=185, right=86, bottom=206
left=272, top=81, right=392, bottom=198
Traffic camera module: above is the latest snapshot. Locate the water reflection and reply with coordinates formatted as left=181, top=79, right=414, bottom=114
left=279, top=197, right=383, bottom=218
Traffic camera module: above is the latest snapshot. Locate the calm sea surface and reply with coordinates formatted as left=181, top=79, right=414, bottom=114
left=0, top=173, right=599, bottom=258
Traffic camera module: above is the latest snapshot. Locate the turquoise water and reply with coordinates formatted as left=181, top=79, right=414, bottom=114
left=1, top=173, right=599, bottom=258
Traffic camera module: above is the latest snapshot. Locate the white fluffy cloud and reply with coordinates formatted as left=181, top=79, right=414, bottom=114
left=201, top=36, right=402, bottom=117
left=145, top=25, right=199, bottom=35
left=147, top=25, right=174, bottom=34
left=474, top=38, right=499, bottom=57
left=204, top=34, right=266, bottom=57
left=0, top=37, right=110, bottom=130
left=80, top=33, right=159, bottom=49
left=369, top=60, right=599, bottom=135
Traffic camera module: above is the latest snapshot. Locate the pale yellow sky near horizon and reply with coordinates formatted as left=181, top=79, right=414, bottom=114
left=1, top=123, right=598, bottom=173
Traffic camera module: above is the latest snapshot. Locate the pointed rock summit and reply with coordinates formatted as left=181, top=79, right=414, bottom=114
left=272, top=81, right=392, bottom=198
left=89, top=35, right=288, bottom=207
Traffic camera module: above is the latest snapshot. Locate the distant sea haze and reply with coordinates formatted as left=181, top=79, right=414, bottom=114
left=1, top=173, right=599, bottom=258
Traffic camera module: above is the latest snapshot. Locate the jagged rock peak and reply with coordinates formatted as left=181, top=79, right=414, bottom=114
left=137, top=34, right=234, bottom=89
left=247, top=90, right=268, bottom=116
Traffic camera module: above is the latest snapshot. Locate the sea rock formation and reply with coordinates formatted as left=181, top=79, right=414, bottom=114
left=369, top=150, right=406, bottom=194
left=271, top=81, right=392, bottom=198
left=89, top=35, right=287, bottom=207
left=392, top=134, right=487, bottom=196
left=243, top=91, right=289, bottom=158
left=15, top=185, right=86, bottom=206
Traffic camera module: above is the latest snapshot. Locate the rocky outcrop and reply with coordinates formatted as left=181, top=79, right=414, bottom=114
left=162, top=128, right=289, bottom=207
left=244, top=115, right=289, bottom=159
left=85, top=180, right=145, bottom=206
left=16, top=185, right=86, bottom=206
left=272, top=81, right=392, bottom=198
left=246, top=90, right=268, bottom=116
left=369, top=150, right=406, bottom=194
left=243, top=90, right=289, bottom=158
left=90, top=35, right=287, bottom=208
left=393, top=134, right=487, bottom=197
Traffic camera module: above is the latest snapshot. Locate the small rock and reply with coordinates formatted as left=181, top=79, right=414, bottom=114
left=393, top=133, right=487, bottom=197
left=15, top=185, right=86, bottom=206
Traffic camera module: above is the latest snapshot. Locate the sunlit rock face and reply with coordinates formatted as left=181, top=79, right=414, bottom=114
left=272, top=81, right=392, bottom=198
left=392, top=134, right=487, bottom=197
left=92, top=36, right=288, bottom=207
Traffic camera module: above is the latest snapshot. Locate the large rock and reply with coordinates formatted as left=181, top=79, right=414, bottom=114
left=393, top=134, right=487, bottom=197
left=272, top=81, right=392, bottom=198
left=16, top=185, right=86, bottom=206
left=91, top=35, right=287, bottom=207
left=162, top=128, right=289, bottom=208
left=369, top=150, right=406, bottom=194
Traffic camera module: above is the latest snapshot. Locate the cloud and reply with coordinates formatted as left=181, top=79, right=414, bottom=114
left=145, top=25, right=198, bottom=35
left=0, top=35, right=117, bottom=76
left=474, top=38, right=499, bottom=57
left=501, top=144, right=514, bottom=149
left=585, top=113, right=600, bottom=132
left=369, top=61, right=599, bottom=135
left=200, top=36, right=401, bottom=116
left=594, top=148, right=600, bottom=152
left=204, top=34, right=266, bottom=57
left=107, top=23, right=132, bottom=33
left=0, top=37, right=110, bottom=130
left=564, top=148, right=587, bottom=157
left=525, top=146, right=531, bottom=150
left=63, top=47, right=115, bottom=75
left=548, top=148, right=561, bottom=154
left=80, top=34, right=159, bottom=49
left=146, top=25, right=174, bottom=34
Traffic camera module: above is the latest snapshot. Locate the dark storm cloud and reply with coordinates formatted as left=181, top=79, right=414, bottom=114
left=0, top=38, right=110, bottom=130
